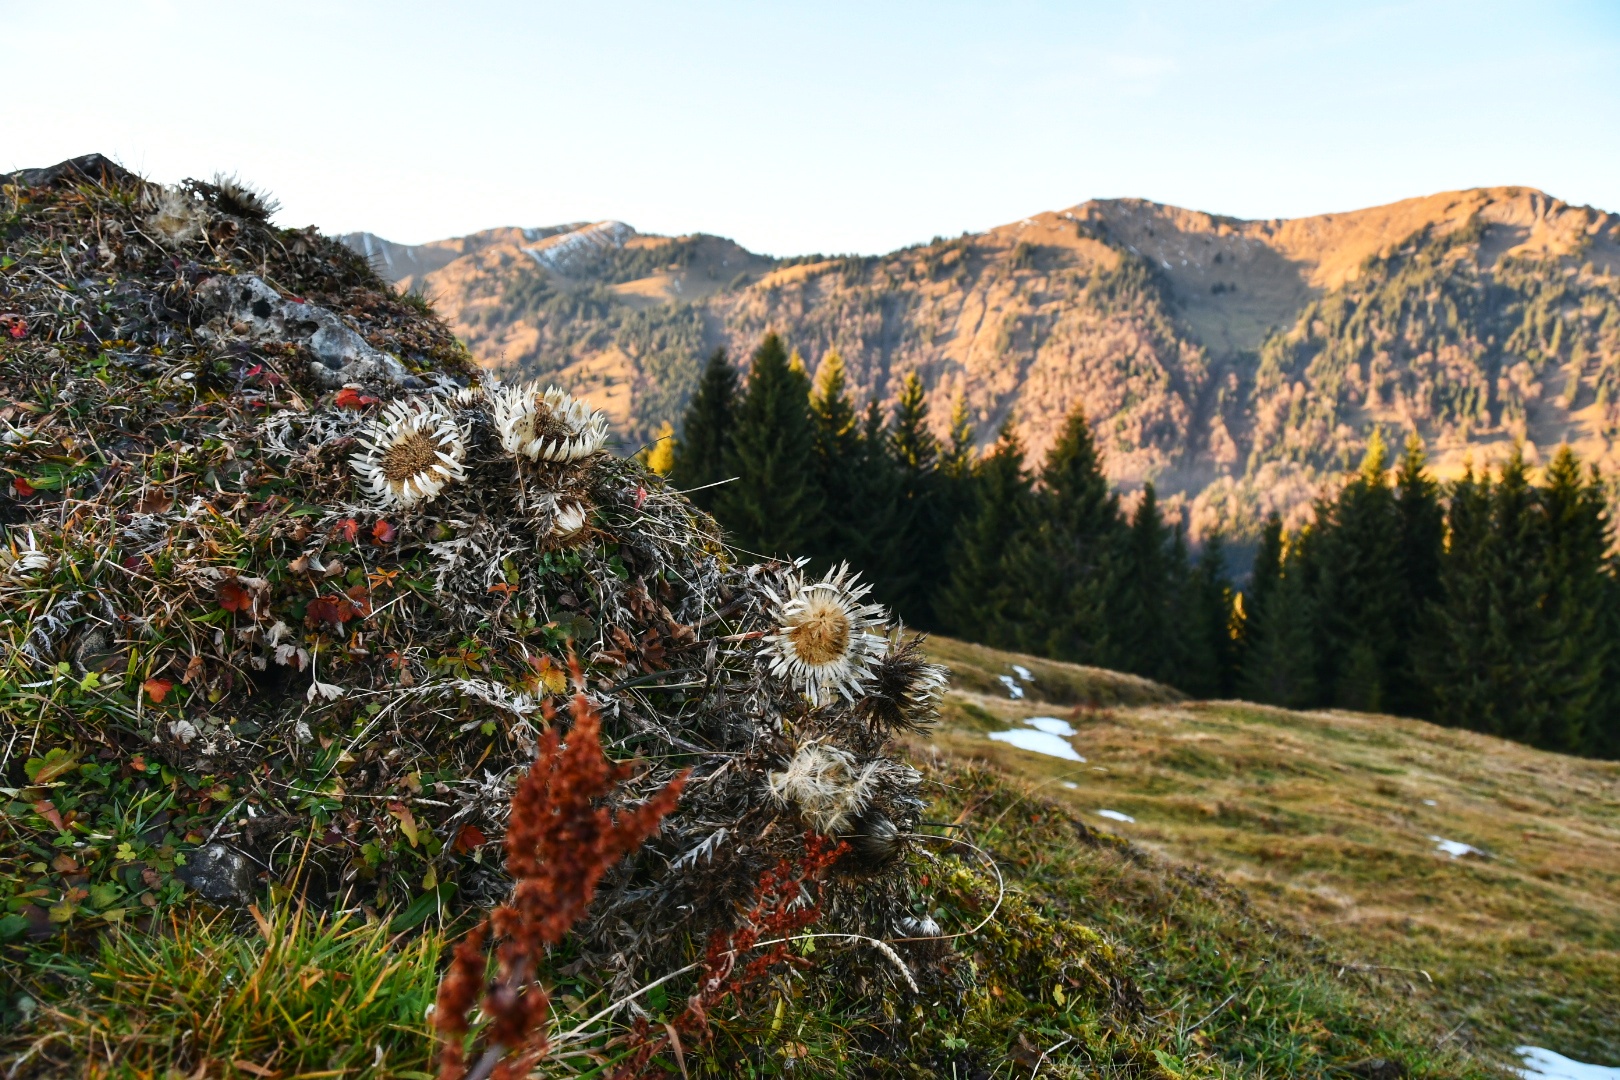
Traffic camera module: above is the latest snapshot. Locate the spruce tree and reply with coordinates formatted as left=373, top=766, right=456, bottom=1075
left=670, top=348, right=736, bottom=511
left=1182, top=533, right=1237, bottom=698
left=1107, top=484, right=1177, bottom=682
left=1388, top=433, right=1444, bottom=717
left=1239, top=536, right=1320, bottom=709
left=938, top=394, right=978, bottom=557
left=1237, top=512, right=1285, bottom=681
left=1534, top=446, right=1606, bottom=753
left=1310, top=430, right=1403, bottom=711
left=1002, top=406, right=1120, bottom=662
left=940, top=394, right=975, bottom=482
left=1423, top=463, right=1498, bottom=732
left=889, top=372, right=946, bottom=626
left=849, top=400, right=908, bottom=601
left=1425, top=449, right=1564, bottom=745
left=938, top=419, right=1033, bottom=644
left=716, top=333, right=822, bottom=559
left=808, top=351, right=862, bottom=566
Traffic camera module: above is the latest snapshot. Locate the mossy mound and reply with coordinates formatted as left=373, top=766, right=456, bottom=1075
left=0, top=158, right=934, bottom=994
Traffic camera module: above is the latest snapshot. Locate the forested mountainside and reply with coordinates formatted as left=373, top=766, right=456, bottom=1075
left=345, top=187, right=1620, bottom=539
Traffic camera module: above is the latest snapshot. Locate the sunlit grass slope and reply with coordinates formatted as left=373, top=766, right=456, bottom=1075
left=921, top=635, right=1620, bottom=1067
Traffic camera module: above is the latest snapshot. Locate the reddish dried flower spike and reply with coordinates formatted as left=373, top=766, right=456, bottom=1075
left=435, top=692, right=686, bottom=1080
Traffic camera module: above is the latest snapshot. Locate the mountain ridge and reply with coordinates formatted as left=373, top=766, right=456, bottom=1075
left=343, top=186, right=1620, bottom=538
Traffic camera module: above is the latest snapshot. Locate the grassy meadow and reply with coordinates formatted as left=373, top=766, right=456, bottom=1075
left=922, top=635, right=1620, bottom=1068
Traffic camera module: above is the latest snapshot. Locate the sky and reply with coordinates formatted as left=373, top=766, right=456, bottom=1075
left=4, top=1, right=1618, bottom=256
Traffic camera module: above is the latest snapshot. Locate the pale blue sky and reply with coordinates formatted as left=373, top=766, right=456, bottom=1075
left=5, top=1, right=1617, bottom=255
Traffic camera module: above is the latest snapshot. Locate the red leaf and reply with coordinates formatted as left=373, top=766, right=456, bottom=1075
left=334, top=387, right=378, bottom=409
left=332, top=518, right=359, bottom=543
left=370, top=519, right=396, bottom=545
left=343, top=584, right=372, bottom=617
left=306, top=595, right=355, bottom=627
left=633, top=485, right=648, bottom=510
left=0, top=314, right=26, bottom=339
left=34, top=800, right=66, bottom=831
left=142, top=677, right=173, bottom=704
left=13, top=477, right=36, bottom=497
left=453, top=824, right=487, bottom=853
left=217, top=578, right=253, bottom=613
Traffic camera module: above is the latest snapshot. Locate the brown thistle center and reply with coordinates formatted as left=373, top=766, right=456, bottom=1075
left=788, top=597, right=852, bottom=666
left=528, top=403, right=570, bottom=443
left=381, top=429, right=442, bottom=483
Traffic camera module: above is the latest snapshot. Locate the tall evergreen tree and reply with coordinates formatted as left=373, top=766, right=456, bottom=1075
left=1534, top=446, right=1607, bottom=753
left=1423, top=463, right=1498, bottom=732
left=716, top=333, right=822, bottom=558
left=849, top=400, right=908, bottom=599
left=1002, top=406, right=1120, bottom=662
left=938, top=394, right=978, bottom=549
left=670, top=348, right=737, bottom=511
left=1107, top=483, right=1178, bottom=682
left=1310, top=431, right=1404, bottom=711
left=1387, top=433, right=1445, bottom=717
left=1240, top=529, right=1320, bottom=708
left=938, top=420, right=1033, bottom=644
left=808, top=351, right=862, bottom=566
left=889, top=372, right=946, bottom=626
left=1182, top=533, right=1238, bottom=699
left=1425, top=448, right=1574, bottom=747
left=1237, top=511, right=1285, bottom=680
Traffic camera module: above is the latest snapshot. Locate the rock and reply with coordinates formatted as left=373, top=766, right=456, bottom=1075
left=5, top=153, right=138, bottom=191
left=1344, top=1057, right=1407, bottom=1080
left=195, top=273, right=421, bottom=389
left=175, top=842, right=256, bottom=905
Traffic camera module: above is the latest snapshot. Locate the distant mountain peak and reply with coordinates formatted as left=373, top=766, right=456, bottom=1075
left=522, top=220, right=636, bottom=275
left=341, top=188, right=1620, bottom=543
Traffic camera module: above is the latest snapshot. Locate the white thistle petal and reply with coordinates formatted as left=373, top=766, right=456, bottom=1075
left=490, top=382, right=610, bottom=463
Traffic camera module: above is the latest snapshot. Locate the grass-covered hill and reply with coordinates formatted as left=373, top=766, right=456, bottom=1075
left=924, top=634, right=1620, bottom=1071
left=347, top=188, right=1620, bottom=541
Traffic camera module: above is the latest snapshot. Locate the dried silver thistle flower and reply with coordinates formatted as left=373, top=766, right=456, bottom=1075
left=350, top=397, right=468, bottom=508
left=762, top=562, right=886, bottom=704
left=145, top=186, right=207, bottom=246
left=768, top=741, right=880, bottom=835
left=491, top=382, right=609, bottom=463
left=858, top=632, right=950, bottom=734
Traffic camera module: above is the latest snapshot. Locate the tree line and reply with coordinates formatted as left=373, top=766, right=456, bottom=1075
left=1241, top=431, right=1620, bottom=759
left=667, top=332, right=1620, bottom=760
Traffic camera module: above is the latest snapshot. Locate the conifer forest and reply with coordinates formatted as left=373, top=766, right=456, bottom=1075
left=674, top=333, right=1620, bottom=761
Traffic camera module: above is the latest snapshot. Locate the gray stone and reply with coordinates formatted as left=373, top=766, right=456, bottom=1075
left=195, top=274, right=421, bottom=389
left=175, top=842, right=256, bottom=905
